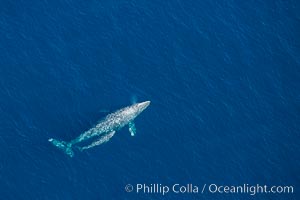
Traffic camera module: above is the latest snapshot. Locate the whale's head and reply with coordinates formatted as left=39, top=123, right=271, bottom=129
left=126, top=101, right=150, bottom=118
left=137, top=101, right=150, bottom=111
left=118, top=101, right=150, bottom=124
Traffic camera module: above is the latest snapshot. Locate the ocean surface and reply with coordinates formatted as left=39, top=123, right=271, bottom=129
left=0, top=0, right=299, bottom=199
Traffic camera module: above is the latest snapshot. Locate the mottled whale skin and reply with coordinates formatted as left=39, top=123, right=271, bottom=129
left=49, top=101, right=150, bottom=157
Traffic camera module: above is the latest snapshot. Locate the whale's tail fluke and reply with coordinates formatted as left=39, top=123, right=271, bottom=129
left=48, top=138, right=74, bottom=157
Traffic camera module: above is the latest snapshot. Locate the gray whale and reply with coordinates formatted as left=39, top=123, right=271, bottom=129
left=49, top=101, right=150, bottom=157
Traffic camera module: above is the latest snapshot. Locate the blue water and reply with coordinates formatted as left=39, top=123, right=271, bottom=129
left=0, top=0, right=299, bottom=199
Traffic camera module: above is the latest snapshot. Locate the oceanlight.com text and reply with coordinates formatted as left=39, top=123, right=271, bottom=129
left=207, top=184, right=294, bottom=195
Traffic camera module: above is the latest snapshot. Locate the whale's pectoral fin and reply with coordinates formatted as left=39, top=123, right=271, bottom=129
left=128, top=121, right=136, bottom=136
